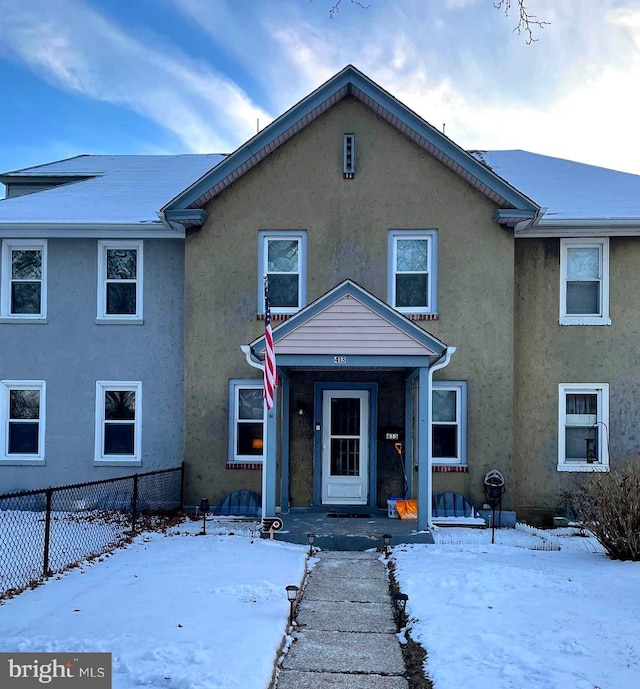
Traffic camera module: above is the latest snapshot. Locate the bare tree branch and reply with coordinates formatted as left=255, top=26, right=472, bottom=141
left=494, top=0, right=550, bottom=44
left=328, top=0, right=371, bottom=19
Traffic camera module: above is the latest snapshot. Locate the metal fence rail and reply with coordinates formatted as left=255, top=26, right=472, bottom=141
left=0, top=464, right=183, bottom=599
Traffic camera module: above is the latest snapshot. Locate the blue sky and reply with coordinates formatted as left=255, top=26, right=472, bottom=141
left=1, top=0, right=639, bottom=175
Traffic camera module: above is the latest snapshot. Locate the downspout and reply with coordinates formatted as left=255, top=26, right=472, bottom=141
left=427, top=346, right=456, bottom=529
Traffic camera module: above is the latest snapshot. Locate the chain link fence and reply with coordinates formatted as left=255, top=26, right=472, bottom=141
left=0, top=464, right=183, bottom=600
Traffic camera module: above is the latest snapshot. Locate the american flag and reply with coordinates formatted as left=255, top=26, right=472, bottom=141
left=263, top=277, right=277, bottom=410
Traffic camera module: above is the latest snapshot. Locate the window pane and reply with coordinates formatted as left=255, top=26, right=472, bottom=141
left=237, top=422, right=263, bottom=455
left=267, top=240, right=298, bottom=272
left=8, top=422, right=39, bottom=454
left=104, top=423, right=135, bottom=455
left=396, top=239, right=428, bottom=272
left=12, top=250, right=41, bottom=279
left=567, top=247, right=599, bottom=281
left=566, top=394, right=597, bottom=415
left=566, top=426, right=597, bottom=461
left=11, top=283, right=41, bottom=314
left=107, top=249, right=137, bottom=279
left=9, top=390, right=40, bottom=419
left=396, top=274, right=428, bottom=308
left=566, top=281, right=599, bottom=314
left=432, top=389, right=456, bottom=423
left=268, top=274, right=299, bottom=308
left=106, top=283, right=136, bottom=314
left=433, top=425, right=457, bottom=458
left=238, top=389, right=263, bottom=420
left=105, top=391, right=136, bottom=421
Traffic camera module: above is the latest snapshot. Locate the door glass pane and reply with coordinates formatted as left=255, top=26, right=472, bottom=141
left=107, top=249, right=137, bottom=279
left=432, top=389, right=456, bottom=422
left=9, top=390, right=40, bottom=419
left=566, top=281, right=599, bottom=314
left=433, top=425, right=457, bottom=458
left=396, top=239, right=428, bottom=272
left=106, top=283, right=136, bottom=314
left=267, top=240, right=298, bottom=272
left=8, top=422, right=39, bottom=454
left=396, top=274, right=428, bottom=308
left=566, top=426, right=598, bottom=461
left=11, top=283, right=41, bottom=314
left=105, top=391, right=136, bottom=421
left=330, top=438, right=360, bottom=475
left=267, top=274, right=298, bottom=307
left=104, top=424, right=135, bottom=455
left=12, top=250, right=41, bottom=279
left=238, top=389, right=263, bottom=420
left=567, top=247, right=599, bottom=280
left=331, top=398, right=360, bottom=436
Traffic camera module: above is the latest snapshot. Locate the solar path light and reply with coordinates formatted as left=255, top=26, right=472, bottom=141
left=286, top=585, right=299, bottom=627
left=199, top=497, right=210, bottom=534
left=383, top=533, right=392, bottom=558
left=392, top=592, right=409, bottom=631
left=307, top=533, right=315, bottom=557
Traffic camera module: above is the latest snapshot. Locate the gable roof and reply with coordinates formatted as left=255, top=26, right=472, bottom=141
left=0, top=154, right=225, bottom=233
left=473, top=150, right=640, bottom=230
left=164, top=65, right=538, bottom=221
left=250, top=280, right=447, bottom=360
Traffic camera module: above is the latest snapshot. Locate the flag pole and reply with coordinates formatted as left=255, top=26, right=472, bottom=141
left=261, top=274, right=277, bottom=529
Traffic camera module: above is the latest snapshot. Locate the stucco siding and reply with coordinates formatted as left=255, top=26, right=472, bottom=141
left=514, top=236, right=640, bottom=523
left=0, top=238, right=184, bottom=493
left=185, top=96, right=515, bottom=509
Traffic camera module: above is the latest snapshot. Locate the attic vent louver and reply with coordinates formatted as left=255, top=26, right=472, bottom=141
left=343, top=133, right=355, bottom=179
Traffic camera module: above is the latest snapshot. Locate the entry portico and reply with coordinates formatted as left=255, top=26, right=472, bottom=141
left=244, top=280, right=455, bottom=531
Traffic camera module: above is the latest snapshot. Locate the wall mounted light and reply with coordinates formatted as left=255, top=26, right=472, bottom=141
left=296, top=402, right=309, bottom=417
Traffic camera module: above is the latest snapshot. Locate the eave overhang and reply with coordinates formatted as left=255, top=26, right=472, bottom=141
left=0, top=222, right=184, bottom=239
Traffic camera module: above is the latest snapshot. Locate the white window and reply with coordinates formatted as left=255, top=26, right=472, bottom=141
left=432, top=382, right=467, bottom=465
left=258, top=232, right=306, bottom=314
left=558, top=383, right=609, bottom=471
left=389, top=230, right=438, bottom=314
left=95, top=382, right=141, bottom=462
left=97, top=241, right=143, bottom=320
left=1, top=381, right=46, bottom=462
left=1, top=239, right=47, bottom=319
left=228, top=381, right=265, bottom=463
left=560, top=238, right=610, bottom=325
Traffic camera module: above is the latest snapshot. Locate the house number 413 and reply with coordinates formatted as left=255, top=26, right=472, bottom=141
left=333, top=355, right=347, bottom=364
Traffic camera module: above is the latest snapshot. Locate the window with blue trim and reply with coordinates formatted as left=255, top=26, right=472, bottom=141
left=432, top=381, right=467, bottom=465
left=388, top=230, right=438, bottom=314
left=258, top=231, right=307, bottom=315
left=229, top=380, right=265, bottom=463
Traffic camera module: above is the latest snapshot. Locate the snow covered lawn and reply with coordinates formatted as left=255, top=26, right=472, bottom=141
left=0, top=519, right=307, bottom=689
left=393, top=529, right=640, bottom=689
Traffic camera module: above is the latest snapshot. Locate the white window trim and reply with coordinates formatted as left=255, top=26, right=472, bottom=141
left=557, top=383, right=609, bottom=472
left=0, top=380, right=46, bottom=464
left=97, top=240, right=143, bottom=321
left=1, top=239, right=48, bottom=319
left=94, top=381, right=142, bottom=465
left=258, top=231, right=307, bottom=315
left=388, top=230, right=438, bottom=315
left=432, top=381, right=467, bottom=466
left=559, top=238, right=610, bottom=326
left=228, top=380, right=265, bottom=463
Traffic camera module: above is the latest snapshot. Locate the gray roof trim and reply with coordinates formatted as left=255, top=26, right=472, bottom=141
left=0, top=223, right=183, bottom=239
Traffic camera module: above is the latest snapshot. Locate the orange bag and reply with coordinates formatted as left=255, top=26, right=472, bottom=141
left=395, top=499, right=418, bottom=520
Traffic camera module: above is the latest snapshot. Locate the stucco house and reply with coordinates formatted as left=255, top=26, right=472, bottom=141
left=2, top=65, right=640, bottom=528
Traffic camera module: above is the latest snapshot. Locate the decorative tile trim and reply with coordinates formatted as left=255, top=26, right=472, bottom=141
left=256, top=313, right=293, bottom=321
left=226, top=462, right=263, bottom=470
left=433, top=465, right=468, bottom=473
left=406, top=313, right=439, bottom=321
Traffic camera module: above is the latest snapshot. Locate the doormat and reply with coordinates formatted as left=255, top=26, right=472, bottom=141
left=327, top=512, right=372, bottom=518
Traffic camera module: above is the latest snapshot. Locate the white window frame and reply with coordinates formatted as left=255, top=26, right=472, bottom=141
left=558, top=383, right=609, bottom=472
left=258, top=231, right=307, bottom=315
left=1, top=239, right=47, bottom=320
left=0, top=380, right=46, bottom=463
left=228, top=380, right=265, bottom=463
left=94, top=381, right=142, bottom=464
left=97, top=240, right=143, bottom=321
left=431, top=381, right=467, bottom=466
left=559, top=238, right=610, bottom=326
left=388, top=230, right=438, bottom=315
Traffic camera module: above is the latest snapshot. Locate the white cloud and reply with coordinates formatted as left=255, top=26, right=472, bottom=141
left=0, top=0, right=272, bottom=153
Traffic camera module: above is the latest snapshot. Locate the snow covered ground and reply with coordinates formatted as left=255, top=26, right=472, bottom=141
left=393, top=529, right=640, bottom=689
left=0, top=518, right=307, bottom=689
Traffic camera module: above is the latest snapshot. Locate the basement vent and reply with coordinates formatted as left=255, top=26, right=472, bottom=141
left=343, top=133, right=355, bottom=178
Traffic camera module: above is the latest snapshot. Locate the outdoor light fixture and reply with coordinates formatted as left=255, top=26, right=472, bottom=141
left=307, top=533, right=315, bottom=557
left=199, top=497, right=210, bottom=534
left=383, top=533, right=392, bottom=558
left=392, top=592, right=409, bottom=631
left=285, top=585, right=299, bottom=627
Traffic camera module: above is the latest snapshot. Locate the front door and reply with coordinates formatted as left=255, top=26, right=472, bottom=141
left=321, top=390, right=369, bottom=505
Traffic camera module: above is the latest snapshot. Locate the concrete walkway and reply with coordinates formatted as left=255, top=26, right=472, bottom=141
left=275, top=551, right=408, bottom=689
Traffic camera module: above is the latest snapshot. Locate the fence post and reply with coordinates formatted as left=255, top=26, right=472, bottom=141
left=131, top=474, right=139, bottom=533
left=42, top=487, right=53, bottom=577
left=180, top=461, right=185, bottom=509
